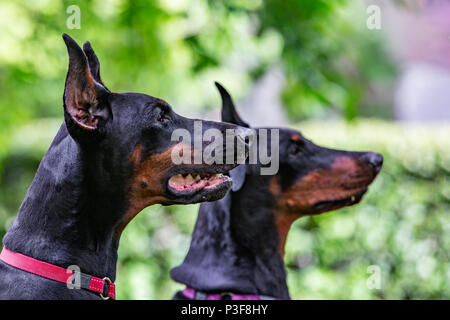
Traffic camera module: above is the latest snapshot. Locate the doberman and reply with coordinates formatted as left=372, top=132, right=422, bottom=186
left=0, top=36, right=249, bottom=299
left=171, top=83, right=383, bottom=300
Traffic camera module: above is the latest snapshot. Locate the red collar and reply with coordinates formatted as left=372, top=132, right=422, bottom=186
left=0, top=246, right=115, bottom=300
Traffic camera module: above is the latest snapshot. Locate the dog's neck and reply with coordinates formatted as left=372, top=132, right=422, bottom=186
left=2, top=124, right=129, bottom=281
left=171, top=177, right=291, bottom=300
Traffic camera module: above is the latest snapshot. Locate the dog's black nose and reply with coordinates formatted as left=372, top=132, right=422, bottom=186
left=362, top=152, right=383, bottom=172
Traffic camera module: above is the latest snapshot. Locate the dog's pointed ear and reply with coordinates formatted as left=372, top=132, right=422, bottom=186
left=83, top=41, right=108, bottom=90
left=62, top=34, right=110, bottom=138
left=230, top=164, right=247, bottom=192
left=215, top=82, right=250, bottom=128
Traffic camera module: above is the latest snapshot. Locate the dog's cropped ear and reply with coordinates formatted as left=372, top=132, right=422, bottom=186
left=83, top=41, right=108, bottom=90
left=215, top=82, right=250, bottom=128
left=62, top=34, right=111, bottom=138
left=229, top=164, right=247, bottom=192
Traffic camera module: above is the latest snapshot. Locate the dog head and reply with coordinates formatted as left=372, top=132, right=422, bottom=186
left=216, top=83, right=382, bottom=253
left=62, top=35, right=250, bottom=236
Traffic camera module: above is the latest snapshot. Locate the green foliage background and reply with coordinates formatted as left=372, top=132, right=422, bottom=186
left=0, top=0, right=448, bottom=299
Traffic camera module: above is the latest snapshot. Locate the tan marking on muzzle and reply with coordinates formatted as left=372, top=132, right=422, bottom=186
left=277, top=157, right=368, bottom=213
left=270, top=156, right=374, bottom=256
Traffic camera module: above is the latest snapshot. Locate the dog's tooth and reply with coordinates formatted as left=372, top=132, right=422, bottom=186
left=351, top=196, right=355, bottom=202
left=185, top=174, right=194, bottom=184
left=215, top=174, right=221, bottom=178
left=169, top=174, right=184, bottom=186
left=195, top=175, right=201, bottom=181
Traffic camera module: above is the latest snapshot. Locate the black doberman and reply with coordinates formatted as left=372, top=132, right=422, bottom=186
left=171, top=83, right=383, bottom=300
left=0, top=36, right=248, bottom=300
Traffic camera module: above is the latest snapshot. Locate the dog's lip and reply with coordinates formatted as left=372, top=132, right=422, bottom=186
left=311, top=189, right=368, bottom=211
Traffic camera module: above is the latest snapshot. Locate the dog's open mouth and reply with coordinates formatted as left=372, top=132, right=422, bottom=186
left=312, top=189, right=367, bottom=212
left=166, top=171, right=232, bottom=204
left=168, top=173, right=230, bottom=192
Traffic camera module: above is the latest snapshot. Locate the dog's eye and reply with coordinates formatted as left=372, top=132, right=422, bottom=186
left=157, top=111, right=170, bottom=123
left=290, top=140, right=305, bottom=156
left=290, top=145, right=301, bottom=155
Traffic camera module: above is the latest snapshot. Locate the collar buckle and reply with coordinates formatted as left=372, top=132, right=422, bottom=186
left=100, top=277, right=112, bottom=300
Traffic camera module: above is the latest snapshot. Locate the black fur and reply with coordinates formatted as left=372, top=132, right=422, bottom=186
left=0, top=36, right=246, bottom=300
left=171, top=83, right=383, bottom=300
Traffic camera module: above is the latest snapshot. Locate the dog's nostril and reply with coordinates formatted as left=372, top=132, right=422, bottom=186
left=364, top=152, right=383, bottom=171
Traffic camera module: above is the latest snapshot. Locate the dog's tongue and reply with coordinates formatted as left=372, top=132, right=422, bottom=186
left=168, top=173, right=226, bottom=191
